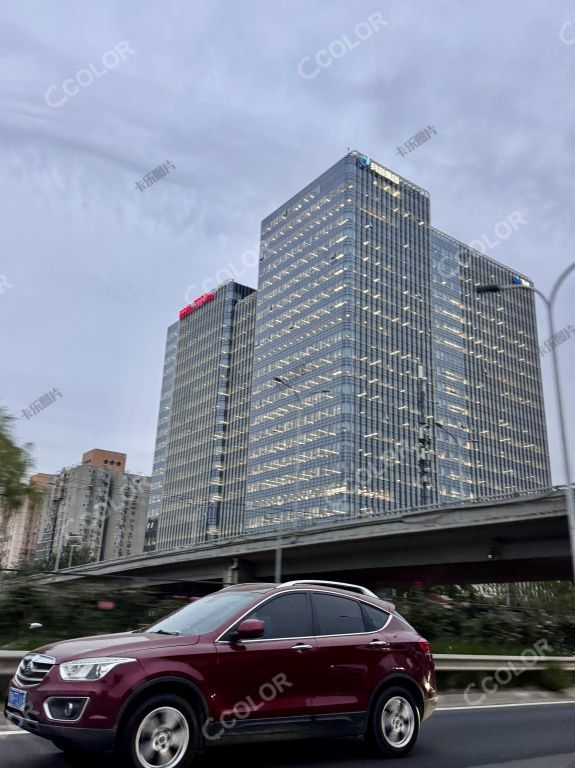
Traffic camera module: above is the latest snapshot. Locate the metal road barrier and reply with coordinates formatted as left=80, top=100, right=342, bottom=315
left=0, top=652, right=26, bottom=676
left=434, top=654, right=575, bottom=671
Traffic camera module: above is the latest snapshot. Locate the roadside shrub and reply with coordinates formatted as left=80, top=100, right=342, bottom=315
left=539, top=663, right=573, bottom=692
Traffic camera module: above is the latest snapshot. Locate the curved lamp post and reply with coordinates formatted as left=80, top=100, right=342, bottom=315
left=476, top=262, right=575, bottom=580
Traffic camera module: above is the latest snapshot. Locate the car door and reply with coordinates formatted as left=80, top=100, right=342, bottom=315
left=311, top=591, right=393, bottom=714
left=215, top=591, right=318, bottom=721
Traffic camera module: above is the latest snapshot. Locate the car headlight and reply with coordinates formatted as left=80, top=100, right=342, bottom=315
left=59, top=657, right=136, bottom=681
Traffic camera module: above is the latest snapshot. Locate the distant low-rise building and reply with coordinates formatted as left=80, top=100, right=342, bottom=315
left=36, top=449, right=150, bottom=565
left=0, top=473, right=53, bottom=569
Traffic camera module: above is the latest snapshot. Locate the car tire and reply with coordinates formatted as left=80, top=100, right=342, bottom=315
left=118, top=693, right=198, bottom=768
left=367, top=686, right=420, bottom=757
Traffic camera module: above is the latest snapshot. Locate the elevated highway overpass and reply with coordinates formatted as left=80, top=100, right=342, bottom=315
left=48, top=487, right=572, bottom=590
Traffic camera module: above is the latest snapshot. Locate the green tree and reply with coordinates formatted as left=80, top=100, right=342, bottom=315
left=0, top=408, right=42, bottom=512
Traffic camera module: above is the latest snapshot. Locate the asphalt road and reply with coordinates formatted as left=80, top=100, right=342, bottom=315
left=1, top=702, right=575, bottom=768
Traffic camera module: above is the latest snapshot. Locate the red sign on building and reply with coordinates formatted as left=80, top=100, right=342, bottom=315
left=179, top=292, right=215, bottom=320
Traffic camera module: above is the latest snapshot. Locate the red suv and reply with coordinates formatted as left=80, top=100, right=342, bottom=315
left=5, top=580, right=437, bottom=765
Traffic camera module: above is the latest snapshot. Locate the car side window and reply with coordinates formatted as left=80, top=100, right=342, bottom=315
left=245, top=593, right=313, bottom=639
left=312, top=593, right=366, bottom=635
left=362, top=603, right=390, bottom=632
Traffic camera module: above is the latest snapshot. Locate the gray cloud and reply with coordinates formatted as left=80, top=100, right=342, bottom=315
left=1, top=0, right=574, bottom=486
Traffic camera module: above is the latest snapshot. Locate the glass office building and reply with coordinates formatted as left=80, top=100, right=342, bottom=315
left=156, top=281, right=256, bottom=550
left=431, top=230, right=550, bottom=502
left=221, top=291, right=258, bottom=534
left=245, top=152, right=550, bottom=530
left=145, top=321, right=179, bottom=551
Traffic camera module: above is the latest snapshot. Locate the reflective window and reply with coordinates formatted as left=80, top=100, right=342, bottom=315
left=247, top=593, right=313, bottom=639
left=362, top=603, right=390, bottom=632
left=312, top=592, right=365, bottom=635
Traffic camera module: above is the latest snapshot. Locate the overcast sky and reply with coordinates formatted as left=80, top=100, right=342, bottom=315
left=2, top=0, right=575, bottom=484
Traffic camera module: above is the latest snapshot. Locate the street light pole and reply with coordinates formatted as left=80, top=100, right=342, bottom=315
left=477, top=262, right=575, bottom=581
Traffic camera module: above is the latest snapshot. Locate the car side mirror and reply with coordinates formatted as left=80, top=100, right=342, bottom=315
left=233, top=619, right=265, bottom=641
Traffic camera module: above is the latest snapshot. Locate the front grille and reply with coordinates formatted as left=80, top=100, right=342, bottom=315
left=15, top=654, right=56, bottom=688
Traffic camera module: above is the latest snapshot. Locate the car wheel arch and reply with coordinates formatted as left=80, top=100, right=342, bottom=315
left=115, top=676, right=210, bottom=745
left=368, top=673, right=425, bottom=723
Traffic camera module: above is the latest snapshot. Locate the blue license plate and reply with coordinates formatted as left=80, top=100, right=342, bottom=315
left=8, top=687, right=26, bottom=712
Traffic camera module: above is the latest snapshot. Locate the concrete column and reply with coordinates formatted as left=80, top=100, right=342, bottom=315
left=225, top=558, right=255, bottom=585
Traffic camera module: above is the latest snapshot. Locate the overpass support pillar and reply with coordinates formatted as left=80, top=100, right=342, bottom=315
left=225, top=558, right=255, bottom=585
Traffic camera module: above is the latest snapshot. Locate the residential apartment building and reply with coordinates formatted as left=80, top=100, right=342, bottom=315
left=36, top=449, right=149, bottom=565
left=0, top=473, right=53, bottom=569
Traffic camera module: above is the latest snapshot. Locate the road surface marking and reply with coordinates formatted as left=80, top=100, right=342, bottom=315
left=439, top=700, right=575, bottom=712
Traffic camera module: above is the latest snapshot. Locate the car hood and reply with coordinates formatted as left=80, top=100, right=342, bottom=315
left=34, top=631, right=200, bottom=662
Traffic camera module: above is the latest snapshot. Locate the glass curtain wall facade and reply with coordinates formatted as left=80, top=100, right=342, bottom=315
left=145, top=321, right=179, bottom=551
left=246, top=151, right=550, bottom=531
left=221, top=291, right=257, bottom=537
left=431, top=230, right=550, bottom=500
left=246, top=152, right=436, bottom=530
left=156, top=281, right=255, bottom=550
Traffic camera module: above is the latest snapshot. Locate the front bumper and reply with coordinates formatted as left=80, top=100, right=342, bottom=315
left=4, top=707, right=115, bottom=751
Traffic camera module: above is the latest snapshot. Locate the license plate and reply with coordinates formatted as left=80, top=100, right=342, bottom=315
left=8, top=687, right=27, bottom=712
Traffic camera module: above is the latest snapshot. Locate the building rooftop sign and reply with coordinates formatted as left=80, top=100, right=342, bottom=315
left=358, top=154, right=400, bottom=185
left=179, top=292, right=215, bottom=320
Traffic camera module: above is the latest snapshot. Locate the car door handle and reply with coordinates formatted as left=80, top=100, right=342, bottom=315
left=368, top=639, right=390, bottom=648
left=291, top=643, right=313, bottom=652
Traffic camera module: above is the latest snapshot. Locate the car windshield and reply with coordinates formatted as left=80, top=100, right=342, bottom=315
left=146, top=591, right=257, bottom=636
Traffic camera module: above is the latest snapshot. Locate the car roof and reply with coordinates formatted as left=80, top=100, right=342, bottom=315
left=221, top=581, right=395, bottom=612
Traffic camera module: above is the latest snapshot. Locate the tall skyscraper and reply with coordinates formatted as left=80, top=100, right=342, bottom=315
left=431, top=229, right=549, bottom=501
left=145, top=321, right=179, bottom=551
left=245, top=152, right=550, bottom=529
left=156, top=281, right=256, bottom=550
left=220, top=290, right=258, bottom=533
